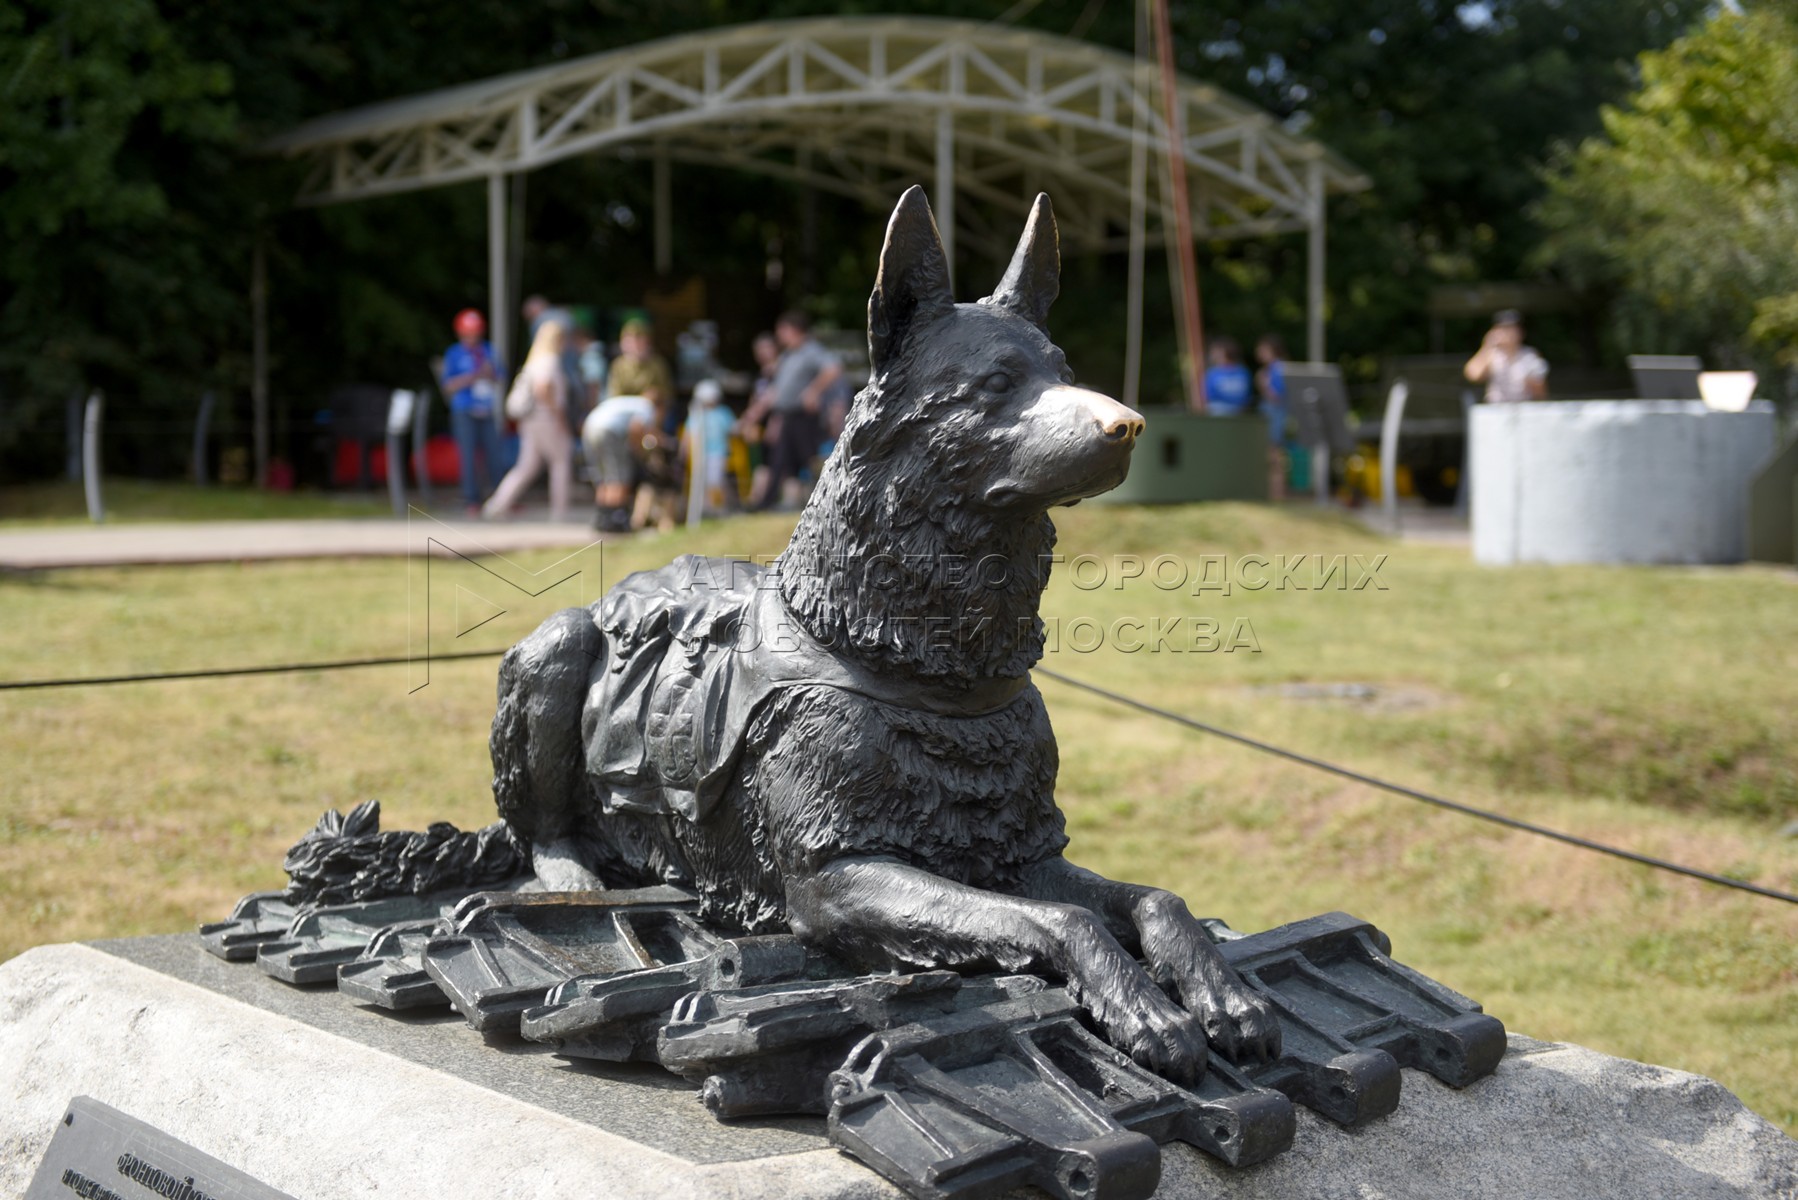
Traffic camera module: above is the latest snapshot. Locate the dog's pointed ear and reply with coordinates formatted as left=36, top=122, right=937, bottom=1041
left=868, top=185, right=954, bottom=376
left=981, top=193, right=1059, bottom=332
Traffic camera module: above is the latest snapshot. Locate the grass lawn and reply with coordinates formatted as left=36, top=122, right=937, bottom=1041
left=0, top=479, right=390, bottom=525
left=1, top=503, right=1793, bottom=1131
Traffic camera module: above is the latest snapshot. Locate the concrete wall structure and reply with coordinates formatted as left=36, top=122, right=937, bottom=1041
left=1097, top=411, right=1269, bottom=505
left=1471, top=400, right=1776, bottom=565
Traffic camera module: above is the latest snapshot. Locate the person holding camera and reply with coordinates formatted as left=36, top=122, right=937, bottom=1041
left=1464, top=309, right=1548, bottom=403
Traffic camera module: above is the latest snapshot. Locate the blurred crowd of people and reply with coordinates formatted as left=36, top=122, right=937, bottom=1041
left=1189, top=312, right=1549, bottom=504
left=440, top=296, right=849, bottom=531
left=1202, top=332, right=1292, bottom=500
left=449, top=300, right=1397, bottom=524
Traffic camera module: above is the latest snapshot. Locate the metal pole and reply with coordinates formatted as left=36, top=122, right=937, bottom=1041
left=1457, top=388, right=1475, bottom=517
left=1123, top=0, right=1149, bottom=412
left=487, top=173, right=510, bottom=372
left=251, top=234, right=270, bottom=488
left=1380, top=380, right=1408, bottom=534
left=386, top=429, right=407, bottom=517
left=686, top=413, right=707, bottom=529
left=192, top=390, right=216, bottom=486
left=412, top=378, right=432, bottom=508
left=1150, top=0, right=1206, bottom=412
left=82, top=391, right=104, bottom=524
left=509, top=171, right=527, bottom=341
left=653, top=143, right=672, bottom=276
left=1306, top=158, right=1326, bottom=364
left=386, top=389, right=416, bottom=517
left=935, top=108, right=955, bottom=292
left=64, top=387, right=82, bottom=481
left=1155, top=156, right=1190, bottom=402
left=797, top=143, right=818, bottom=295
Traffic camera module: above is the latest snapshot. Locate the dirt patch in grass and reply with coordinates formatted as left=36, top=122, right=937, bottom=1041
left=1470, top=707, right=1797, bottom=821
left=1248, top=680, right=1459, bottom=713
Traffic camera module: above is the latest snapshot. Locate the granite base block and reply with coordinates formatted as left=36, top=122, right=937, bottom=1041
left=1, top=937, right=1793, bottom=1200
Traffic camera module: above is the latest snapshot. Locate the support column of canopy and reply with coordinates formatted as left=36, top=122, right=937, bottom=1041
left=1151, top=0, right=1206, bottom=413
left=509, top=173, right=527, bottom=347
left=935, top=108, right=955, bottom=292
left=654, top=142, right=673, bottom=277
left=1122, top=0, right=1150, bottom=412
left=487, top=172, right=510, bottom=371
left=251, top=232, right=269, bottom=488
left=797, top=144, right=818, bottom=295
left=1307, top=157, right=1326, bottom=363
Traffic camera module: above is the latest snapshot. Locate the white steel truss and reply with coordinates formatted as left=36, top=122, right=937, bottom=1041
left=266, top=17, right=1364, bottom=250
left=264, top=17, right=1368, bottom=368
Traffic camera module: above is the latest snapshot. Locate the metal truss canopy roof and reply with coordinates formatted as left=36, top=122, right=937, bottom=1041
left=263, top=16, right=1367, bottom=257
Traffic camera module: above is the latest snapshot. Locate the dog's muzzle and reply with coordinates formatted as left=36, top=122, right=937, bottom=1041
left=1038, top=386, right=1146, bottom=447
left=986, top=387, right=1146, bottom=508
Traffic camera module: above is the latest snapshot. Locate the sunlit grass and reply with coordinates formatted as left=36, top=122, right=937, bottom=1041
left=1, top=503, right=1792, bottom=1130
left=0, top=479, right=390, bottom=525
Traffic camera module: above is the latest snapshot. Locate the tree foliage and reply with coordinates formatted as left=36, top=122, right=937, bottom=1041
left=0, top=0, right=235, bottom=469
left=0, top=0, right=1711, bottom=479
left=1158, top=0, right=1707, bottom=374
left=1535, top=4, right=1798, bottom=373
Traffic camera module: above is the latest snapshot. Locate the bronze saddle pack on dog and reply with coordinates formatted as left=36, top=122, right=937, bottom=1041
left=580, top=554, right=1030, bottom=823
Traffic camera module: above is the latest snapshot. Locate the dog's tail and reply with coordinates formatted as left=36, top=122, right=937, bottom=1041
left=281, top=800, right=526, bottom=906
left=282, top=607, right=601, bottom=906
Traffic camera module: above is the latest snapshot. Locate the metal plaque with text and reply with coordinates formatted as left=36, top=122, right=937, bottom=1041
left=25, top=1097, right=294, bottom=1200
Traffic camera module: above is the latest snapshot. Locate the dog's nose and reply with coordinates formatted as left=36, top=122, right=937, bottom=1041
left=1088, top=394, right=1145, bottom=445
left=1102, top=411, right=1146, bottom=443
left=1035, top=387, right=1145, bottom=447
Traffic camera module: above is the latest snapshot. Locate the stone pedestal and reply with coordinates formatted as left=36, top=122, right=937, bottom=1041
left=2, top=937, right=1794, bottom=1200
left=1470, top=399, right=1776, bottom=565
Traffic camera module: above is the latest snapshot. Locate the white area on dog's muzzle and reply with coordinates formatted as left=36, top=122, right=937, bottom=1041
left=1026, top=385, right=1143, bottom=436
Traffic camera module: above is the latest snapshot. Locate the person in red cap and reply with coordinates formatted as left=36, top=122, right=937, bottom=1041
left=441, top=308, right=508, bottom=515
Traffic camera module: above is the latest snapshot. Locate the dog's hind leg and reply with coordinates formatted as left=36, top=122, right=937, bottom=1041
left=490, top=607, right=605, bottom=891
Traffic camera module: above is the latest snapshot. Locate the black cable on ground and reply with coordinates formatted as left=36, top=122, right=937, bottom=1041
left=0, top=649, right=506, bottom=690
left=1036, top=667, right=1798, bottom=907
left=2, top=648, right=1791, bottom=906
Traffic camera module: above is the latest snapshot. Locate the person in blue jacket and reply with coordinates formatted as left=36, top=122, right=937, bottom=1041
left=1202, top=336, right=1253, bottom=415
left=442, top=308, right=507, bottom=516
left=1255, top=333, right=1290, bottom=500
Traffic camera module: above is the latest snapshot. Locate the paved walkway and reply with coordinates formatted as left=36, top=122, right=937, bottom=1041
left=0, top=511, right=606, bottom=569
left=2, top=502, right=1470, bottom=569
left=1350, top=504, right=1471, bottom=547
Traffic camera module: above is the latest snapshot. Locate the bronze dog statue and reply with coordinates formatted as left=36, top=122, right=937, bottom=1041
left=481, top=187, right=1278, bottom=1082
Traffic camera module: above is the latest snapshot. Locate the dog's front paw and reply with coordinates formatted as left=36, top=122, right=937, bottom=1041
left=1196, top=983, right=1282, bottom=1065
left=1081, top=973, right=1209, bottom=1085
left=1137, top=896, right=1283, bottom=1064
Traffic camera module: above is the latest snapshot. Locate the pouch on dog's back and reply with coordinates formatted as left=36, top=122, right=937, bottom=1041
left=580, top=553, right=1032, bottom=826
left=580, top=554, right=760, bottom=823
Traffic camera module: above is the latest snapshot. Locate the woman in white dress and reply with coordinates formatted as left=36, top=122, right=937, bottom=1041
left=483, top=319, right=573, bottom=521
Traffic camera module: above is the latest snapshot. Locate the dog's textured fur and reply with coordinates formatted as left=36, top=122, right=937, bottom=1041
left=488, top=187, right=1279, bottom=1081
